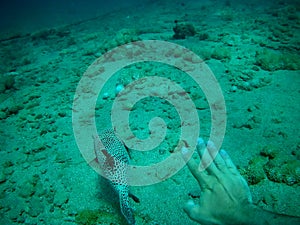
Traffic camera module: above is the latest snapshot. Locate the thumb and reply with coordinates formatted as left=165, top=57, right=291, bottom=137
left=183, top=200, right=202, bottom=221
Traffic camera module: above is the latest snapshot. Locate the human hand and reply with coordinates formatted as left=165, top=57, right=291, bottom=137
left=182, top=139, right=253, bottom=225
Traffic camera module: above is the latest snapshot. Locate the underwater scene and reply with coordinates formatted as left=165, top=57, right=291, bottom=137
left=0, top=0, right=299, bottom=224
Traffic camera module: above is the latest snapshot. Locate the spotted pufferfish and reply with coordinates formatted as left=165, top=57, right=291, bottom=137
left=93, top=128, right=138, bottom=225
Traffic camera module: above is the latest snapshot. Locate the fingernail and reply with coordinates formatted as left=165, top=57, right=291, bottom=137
left=207, top=140, right=215, bottom=148
left=186, top=199, right=195, bottom=207
left=181, top=147, right=189, bottom=155
left=197, top=137, right=205, bottom=147
left=220, top=149, right=228, bottom=157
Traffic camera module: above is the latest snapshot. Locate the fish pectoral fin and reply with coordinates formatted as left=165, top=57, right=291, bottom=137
left=129, top=192, right=140, bottom=203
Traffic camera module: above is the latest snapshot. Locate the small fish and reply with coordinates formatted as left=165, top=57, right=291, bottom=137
left=93, top=129, right=136, bottom=225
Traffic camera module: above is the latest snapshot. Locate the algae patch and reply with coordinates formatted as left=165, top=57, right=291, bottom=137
left=241, top=146, right=300, bottom=186
left=75, top=209, right=127, bottom=225
left=255, top=49, right=300, bottom=71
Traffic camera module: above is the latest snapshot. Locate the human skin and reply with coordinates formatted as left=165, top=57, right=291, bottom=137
left=182, top=139, right=300, bottom=225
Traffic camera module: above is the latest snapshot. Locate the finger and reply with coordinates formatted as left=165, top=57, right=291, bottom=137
left=183, top=200, right=203, bottom=222
left=219, top=149, right=239, bottom=175
left=196, top=137, right=206, bottom=155
left=182, top=147, right=210, bottom=189
left=219, top=149, right=251, bottom=192
left=206, top=141, right=227, bottom=171
left=198, top=143, right=219, bottom=176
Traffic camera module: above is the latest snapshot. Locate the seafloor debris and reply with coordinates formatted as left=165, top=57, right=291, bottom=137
left=241, top=146, right=300, bottom=186
left=173, top=21, right=196, bottom=39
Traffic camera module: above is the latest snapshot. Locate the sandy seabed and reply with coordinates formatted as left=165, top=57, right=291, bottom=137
left=0, top=0, right=299, bottom=224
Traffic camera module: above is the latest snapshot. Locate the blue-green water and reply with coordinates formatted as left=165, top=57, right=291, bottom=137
left=0, top=0, right=299, bottom=224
